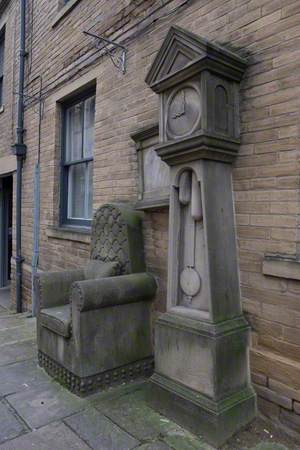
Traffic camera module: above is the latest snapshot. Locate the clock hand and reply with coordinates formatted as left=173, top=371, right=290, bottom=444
left=172, top=90, right=186, bottom=119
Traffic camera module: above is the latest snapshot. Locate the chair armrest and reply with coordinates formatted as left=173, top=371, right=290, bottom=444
left=34, top=269, right=85, bottom=310
left=71, top=273, right=157, bottom=313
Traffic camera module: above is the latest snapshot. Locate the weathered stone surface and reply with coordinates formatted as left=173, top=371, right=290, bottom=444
left=6, top=383, right=87, bottom=429
left=163, top=432, right=214, bottom=450
left=268, top=378, right=300, bottom=403
left=257, top=397, right=280, bottom=421
left=258, top=335, right=300, bottom=363
left=0, top=359, right=49, bottom=395
left=250, top=444, right=289, bottom=450
left=279, top=408, right=300, bottom=432
left=88, top=379, right=145, bottom=404
left=131, top=124, right=170, bottom=210
left=146, top=25, right=255, bottom=447
left=263, top=258, right=300, bottom=281
left=0, top=340, right=36, bottom=367
left=250, top=348, right=300, bottom=390
left=254, top=384, right=292, bottom=410
left=92, top=384, right=217, bottom=448
left=94, top=388, right=182, bottom=441
left=0, top=422, right=90, bottom=450
left=0, top=0, right=300, bottom=438
left=293, top=401, right=300, bottom=415
left=0, top=323, right=36, bottom=346
left=148, top=374, right=256, bottom=449
left=64, top=408, right=139, bottom=450
left=89, top=203, right=145, bottom=274
left=0, top=401, right=26, bottom=445
left=0, top=283, right=298, bottom=450
left=0, top=288, right=11, bottom=310
left=155, top=314, right=251, bottom=399
left=36, top=203, right=156, bottom=396
left=252, top=372, right=268, bottom=387
left=0, top=316, right=35, bottom=330
left=137, top=443, right=171, bottom=450
left=0, top=307, right=8, bottom=316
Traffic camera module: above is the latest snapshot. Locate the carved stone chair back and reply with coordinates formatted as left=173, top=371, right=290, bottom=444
left=90, top=203, right=146, bottom=275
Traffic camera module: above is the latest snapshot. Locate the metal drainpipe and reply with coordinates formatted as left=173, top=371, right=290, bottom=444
left=31, top=77, right=42, bottom=317
left=12, top=0, right=27, bottom=313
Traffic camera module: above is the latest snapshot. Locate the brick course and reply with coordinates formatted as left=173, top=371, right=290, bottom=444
left=0, top=0, right=300, bottom=436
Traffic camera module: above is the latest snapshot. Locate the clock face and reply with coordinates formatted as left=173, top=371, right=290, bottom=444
left=166, top=85, right=201, bottom=139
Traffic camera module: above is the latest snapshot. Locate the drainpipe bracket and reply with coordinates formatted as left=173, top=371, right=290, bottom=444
left=11, top=143, right=27, bottom=158
left=15, top=255, right=25, bottom=264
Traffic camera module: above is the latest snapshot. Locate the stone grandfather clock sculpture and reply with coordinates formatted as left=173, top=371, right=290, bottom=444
left=145, top=26, right=256, bottom=447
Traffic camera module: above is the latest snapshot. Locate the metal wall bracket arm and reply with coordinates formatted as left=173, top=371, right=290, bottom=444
left=83, top=31, right=127, bottom=74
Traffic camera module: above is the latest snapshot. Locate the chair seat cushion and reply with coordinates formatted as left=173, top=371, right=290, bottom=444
left=40, top=305, right=71, bottom=338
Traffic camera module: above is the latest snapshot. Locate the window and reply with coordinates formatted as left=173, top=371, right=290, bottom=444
left=0, top=28, right=5, bottom=106
left=61, top=92, right=95, bottom=227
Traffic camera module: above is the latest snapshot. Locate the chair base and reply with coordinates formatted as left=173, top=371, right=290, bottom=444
left=38, top=351, right=154, bottom=396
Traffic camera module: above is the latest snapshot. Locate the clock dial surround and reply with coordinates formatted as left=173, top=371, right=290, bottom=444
left=166, top=84, right=201, bottom=140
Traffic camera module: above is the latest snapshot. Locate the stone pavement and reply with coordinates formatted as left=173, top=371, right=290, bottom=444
left=0, top=293, right=299, bottom=450
left=0, top=287, right=11, bottom=311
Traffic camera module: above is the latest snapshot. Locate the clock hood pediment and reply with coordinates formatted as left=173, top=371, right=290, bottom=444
left=145, top=26, right=247, bottom=93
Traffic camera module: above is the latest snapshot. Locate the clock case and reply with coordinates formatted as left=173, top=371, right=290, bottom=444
left=145, top=25, right=245, bottom=166
left=145, top=26, right=256, bottom=447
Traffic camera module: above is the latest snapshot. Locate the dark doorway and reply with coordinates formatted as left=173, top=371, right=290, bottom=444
left=0, top=175, right=13, bottom=287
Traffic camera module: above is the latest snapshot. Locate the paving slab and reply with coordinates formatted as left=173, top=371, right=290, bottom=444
left=0, top=287, right=11, bottom=310
left=0, top=306, right=7, bottom=316
left=65, top=407, right=140, bottom=450
left=0, top=309, right=14, bottom=317
left=0, top=315, right=35, bottom=330
left=0, top=340, right=37, bottom=367
left=89, top=380, right=145, bottom=404
left=7, top=381, right=87, bottom=429
left=0, top=311, right=18, bottom=318
left=137, top=442, right=172, bottom=450
left=164, top=431, right=214, bottom=450
left=94, top=386, right=185, bottom=441
left=0, top=359, right=49, bottom=395
left=0, top=421, right=90, bottom=450
left=0, top=323, right=36, bottom=346
left=0, top=400, right=26, bottom=444
left=250, top=445, right=289, bottom=450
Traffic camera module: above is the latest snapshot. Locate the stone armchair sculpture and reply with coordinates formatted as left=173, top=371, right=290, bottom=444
left=35, top=203, right=157, bottom=396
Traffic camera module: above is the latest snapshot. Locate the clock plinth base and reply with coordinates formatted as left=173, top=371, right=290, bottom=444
left=147, top=372, right=256, bottom=448
left=147, top=312, right=256, bottom=447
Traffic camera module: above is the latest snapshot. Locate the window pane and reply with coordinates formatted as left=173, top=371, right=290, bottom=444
left=87, top=161, right=93, bottom=219
left=63, top=93, right=95, bottom=224
left=65, top=102, right=83, bottom=162
left=83, top=96, right=95, bottom=158
left=67, top=163, right=86, bottom=219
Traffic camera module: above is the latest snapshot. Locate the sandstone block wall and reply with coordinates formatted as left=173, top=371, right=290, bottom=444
left=0, top=0, right=299, bottom=435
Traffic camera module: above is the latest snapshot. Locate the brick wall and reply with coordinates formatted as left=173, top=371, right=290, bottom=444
left=1, top=0, right=300, bottom=435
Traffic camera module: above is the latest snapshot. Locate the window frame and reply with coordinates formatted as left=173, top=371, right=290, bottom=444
left=60, top=88, right=95, bottom=228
